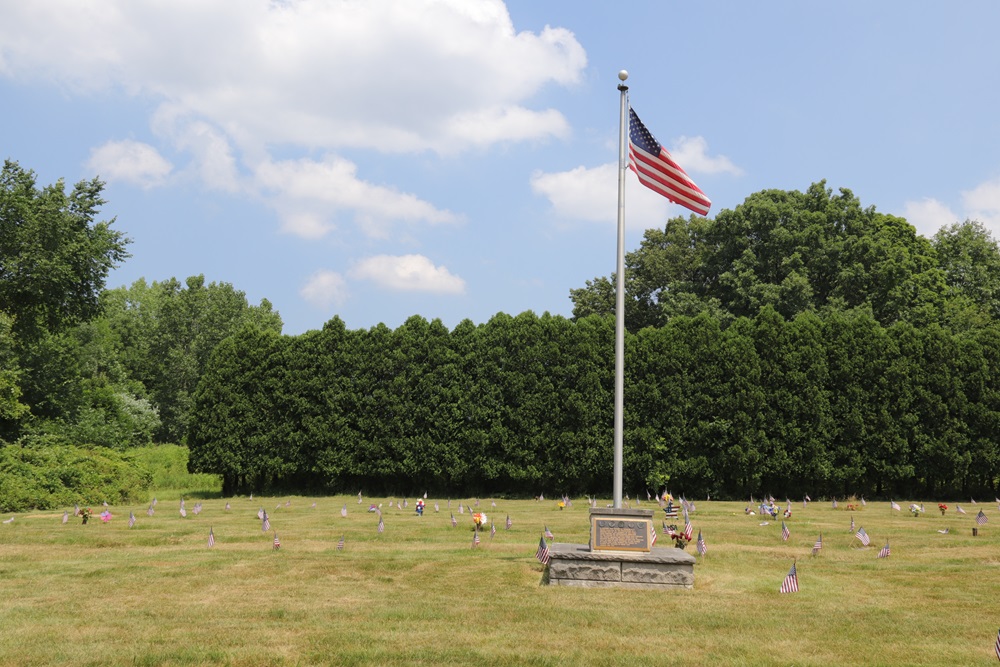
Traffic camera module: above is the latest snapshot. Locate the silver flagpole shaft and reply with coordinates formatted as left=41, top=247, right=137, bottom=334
left=613, top=70, right=628, bottom=509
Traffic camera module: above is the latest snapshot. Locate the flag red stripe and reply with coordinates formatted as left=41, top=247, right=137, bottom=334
left=628, top=145, right=712, bottom=215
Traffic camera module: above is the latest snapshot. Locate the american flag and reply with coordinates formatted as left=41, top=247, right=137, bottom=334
left=472, top=531, right=480, bottom=548
left=357, top=492, right=362, bottom=504
left=994, top=627, right=1000, bottom=662
left=257, top=508, right=264, bottom=520
left=341, top=505, right=348, bottom=518
left=62, top=511, right=68, bottom=524
left=855, top=527, right=870, bottom=546
left=423, top=492, right=427, bottom=499
left=128, top=511, right=136, bottom=528
left=262, top=512, right=270, bottom=532
left=972, top=498, right=978, bottom=504
left=877, top=540, right=890, bottom=559
left=147, top=505, right=154, bottom=517
left=434, top=502, right=440, bottom=513
left=450, top=513, right=457, bottom=528
left=683, top=519, right=693, bottom=541
left=850, top=515, right=855, bottom=532
left=832, top=499, right=838, bottom=509
left=957, top=505, right=967, bottom=514
left=627, top=107, right=711, bottom=216
left=505, top=515, right=512, bottom=530
left=273, top=533, right=280, bottom=550
left=378, top=516, right=385, bottom=534
left=812, top=534, right=822, bottom=555
left=544, top=526, right=554, bottom=540
left=225, top=502, right=231, bottom=511
left=337, top=535, right=345, bottom=550
left=179, top=507, right=187, bottom=518
left=490, top=522, right=496, bottom=540
left=208, top=528, right=215, bottom=548
left=696, top=530, right=707, bottom=556
left=976, top=510, right=989, bottom=525
left=779, top=562, right=798, bottom=593
left=74, top=504, right=80, bottom=516
left=861, top=497, right=867, bottom=506
left=458, top=504, right=464, bottom=514
left=650, top=524, right=657, bottom=547
left=535, top=535, right=550, bottom=565
left=781, top=521, right=790, bottom=542
left=891, top=500, right=901, bottom=511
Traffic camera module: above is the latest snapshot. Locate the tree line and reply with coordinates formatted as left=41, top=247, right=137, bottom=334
left=3, top=159, right=999, bottom=504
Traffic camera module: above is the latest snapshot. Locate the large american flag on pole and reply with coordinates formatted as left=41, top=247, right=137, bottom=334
left=628, top=107, right=711, bottom=216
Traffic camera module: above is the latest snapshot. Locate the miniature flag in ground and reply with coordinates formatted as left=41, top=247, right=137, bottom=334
left=75, top=504, right=80, bottom=516
left=147, top=505, right=154, bottom=517
left=505, top=515, right=512, bottom=530
left=994, top=627, right=1000, bottom=662
left=472, top=531, right=480, bottom=548
left=2, top=516, right=12, bottom=524
left=434, top=502, right=440, bottom=512
left=781, top=521, right=790, bottom=542
left=179, top=507, right=187, bottom=518
left=957, top=505, right=967, bottom=514
left=977, top=510, right=989, bottom=525
left=544, top=526, right=554, bottom=539
left=262, top=512, right=270, bottom=532
left=337, top=535, right=345, bottom=550
left=535, top=535, right=550, bottom=565
left=650, top=524, right=657, bottom=547
left=861, top=497, right=867, bottom=506
left=257, top=508, right=264, bottom=520
left=696, top=530, right=707, bottom=556
left=341, top=505, right=348, bottom=518
left=225, top=502, right=231, bottom=511
left=850, top=515, right=855, bottom=532
left=937, top=527, right=950, bottom=534
left=812, top=534, right=822, bottom=555
left=855, top=527, right=870, bottom=546
left=62, top=511, right=68, bottom=524
left=491, top=500, right=496, bottom=508
left=832, top=499, right=838, bottom=509
left=129, top=511, right=136, bottom=528
left=972, top=498, right=978, bottom=504
left=877, top=540, right=890, bottom=558
left=891, top=500, right=901, bottom=511
left=208, top=528, right=215, bottom=548
left=273, top=533, right=280, bottom=550
left=357, top=492, right=362, bottom=504
left=378, top=516, right=385, bottom=534
left=450, top=513, right=457, bottom=528
left=779, top=562, right=798, bottom=593
left=490, top=522, right=496, bottom=540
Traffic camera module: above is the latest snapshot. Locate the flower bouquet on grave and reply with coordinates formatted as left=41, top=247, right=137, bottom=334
left=472, top=512, right=488, bottom=530
left=938, top=503, right=948, bottom=516
left=79, top=507, right=93, bottom=524
left=665, top=524, right=691, bottom=550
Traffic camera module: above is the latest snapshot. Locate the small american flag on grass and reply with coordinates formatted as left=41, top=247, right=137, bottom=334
left=450, top=513, right=457, bottom=528
left=472, top=531, right=480, bottom=548
left=337, top=535, right=345, bottom=550
left=781, top=521, right=790, bottom=542
left=877, top=540, right=890, bottom=559
left=994, top=627, right=1000, bottom=662
left=273, top=533, right=280, bottom=550
left=779, top=562, right=798, bottom=593
left=890, top=500, right=901, bottom=511
left=62, top=511, right=68, bottom=524
left=378, top=516, right=385, bottom=534
left=535, top=535, right=550, bottom=565
left=262, top=512, right=270, bottom=532
left=696, top=530, right=707, bottom=556
left=544, top=526, right=554, bottom=540
left=505, top=515, right=512, bottom=530
left=855, top=527, right=870, bottom=546
left=341, top=505, right=348, bottom=518
left=957, top=505, right=967, bottom=514
left=128, top=512, right=136, bottom=528
left=208, top=528, right=215, bottom=548
left=977, top=510, right=989, bottom=525
left=812, top=534, right=822, bottom=555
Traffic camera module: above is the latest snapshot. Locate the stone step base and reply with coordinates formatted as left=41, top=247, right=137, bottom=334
left=544, top=542, right=695, bottom=590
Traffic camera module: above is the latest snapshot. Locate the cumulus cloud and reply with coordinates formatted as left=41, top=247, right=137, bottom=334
left=85, top=140, right=172, bottom=189
left=350, top=254, right=466, bottom=294
left=0, top=1, right=585, bottom=155
left=300, top=270, right=349, bottom=310
left=255, top=156, right=460, bottom=240
left=962, top=177, right=1000, bottom=229
left=531, top=161, right=725, bottom=229
left=668, top=136, right=743, bottom=176
left=901, top=198, right=960, bottom=238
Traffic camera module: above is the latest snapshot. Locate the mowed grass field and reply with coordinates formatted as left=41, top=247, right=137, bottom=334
left=1, top=492, right=998, bottom=666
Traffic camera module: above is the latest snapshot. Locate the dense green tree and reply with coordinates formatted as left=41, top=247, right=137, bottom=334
left=932, top=220, right=1000, bottom=322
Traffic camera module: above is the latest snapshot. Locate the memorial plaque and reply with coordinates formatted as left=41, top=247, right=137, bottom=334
left=589, top=509, right=653, bottom=552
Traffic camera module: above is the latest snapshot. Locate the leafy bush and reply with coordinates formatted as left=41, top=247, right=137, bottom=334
left=0, top=440, right=152, bottom=512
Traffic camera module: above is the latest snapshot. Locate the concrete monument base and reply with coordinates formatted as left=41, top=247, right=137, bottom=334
left=544, top=542, right=695, bottom=589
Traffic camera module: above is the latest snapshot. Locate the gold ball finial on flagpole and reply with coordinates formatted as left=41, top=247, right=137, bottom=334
left=618, top=70, right=628, bottom=82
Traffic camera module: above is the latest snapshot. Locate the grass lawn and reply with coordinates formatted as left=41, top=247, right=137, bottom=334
left=0, top=492, right=998, bottom=666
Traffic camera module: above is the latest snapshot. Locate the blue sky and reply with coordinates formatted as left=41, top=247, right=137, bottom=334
left=2, top=1, right=999, bottom=335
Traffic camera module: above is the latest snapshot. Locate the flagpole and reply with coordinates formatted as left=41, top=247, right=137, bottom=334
left=613, top=69, right=628, bottom=509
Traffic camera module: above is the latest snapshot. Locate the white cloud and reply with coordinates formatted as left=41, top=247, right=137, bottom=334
left=901, top=198, right=960, bottom=238
left=668, top=136, right=743, bottom=176
left=531, top=162, right=705, bottom=230
left=85, top=140, right=172, bottom=189
left=300, top=270, right=349, bottom=309
left=962, top=177, right=1000, bottom=229
left=350, top=254, right=466, bottom=294
left=254, top=156, right=460, bottom=240
left=0, top=1, right=585, bottom=155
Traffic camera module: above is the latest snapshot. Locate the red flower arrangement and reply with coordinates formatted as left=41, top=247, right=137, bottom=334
left=938, top=503, right=948, bottom=515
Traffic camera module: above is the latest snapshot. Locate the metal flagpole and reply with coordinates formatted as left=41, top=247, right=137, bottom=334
left=613, top=70, right=628, bottom=509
